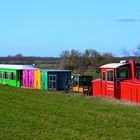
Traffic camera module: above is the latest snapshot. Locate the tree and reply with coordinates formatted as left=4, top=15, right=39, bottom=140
left=81, top=49, right=91, bottom=70
left=88, top=49, right=101, bottom=72
left=122, top=47, right=130, bottom=57
left=69, top=49, right=81, bottom=70
left=59, top=50, right=70, bottom=69
left=133, top=45, right=140, bottom=57
left=14, top=53, right=23, bottom=58
left=132, top=45, right=140, bottom=62
left=59, top=49, right=81, bottom=71
left=59, top=49, right=116, bottom=73
left=102, top=52, right=115, bottom=64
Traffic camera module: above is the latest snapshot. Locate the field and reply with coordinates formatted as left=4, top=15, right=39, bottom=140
left=0, top=85, right=140, bottom=140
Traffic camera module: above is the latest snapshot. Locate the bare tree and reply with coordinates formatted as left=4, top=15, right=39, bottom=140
left=59, top=50, right=70, bottom=69
left=59, top=49, right=116, bottom=73
left=122, top=47, right=130, bottom=57
left=133, top=45, right=140, bottom=57
left=69, top=49, right=81, bottom=70
left=101, top=52, right=115, bottom=64
left=14, top=53, right=23, bottom=57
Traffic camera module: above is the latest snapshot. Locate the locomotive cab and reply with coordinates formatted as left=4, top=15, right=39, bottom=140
left=93, top=61, right=130, bottom=99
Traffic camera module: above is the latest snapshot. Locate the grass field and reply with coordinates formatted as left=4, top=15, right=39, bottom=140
left=0, top=85, right=140, bottom=140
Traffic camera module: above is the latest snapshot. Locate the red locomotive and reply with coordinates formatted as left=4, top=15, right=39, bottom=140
left=92, top=60, right=140, bottom=103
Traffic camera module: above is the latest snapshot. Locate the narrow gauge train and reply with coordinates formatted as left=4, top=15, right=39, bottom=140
left=92, top=60, right=140, bottom=103
left=0, top=64, right=71, bottom=91
left=1, top=61, right=140, bottom=104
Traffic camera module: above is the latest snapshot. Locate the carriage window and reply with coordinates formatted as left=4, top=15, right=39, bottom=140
left=136, top=67, right=140, bottom=79
left=49, top=75, right=57, bottom=90
left=4, top=72, right=8, bottom=79
left=117, top=67, right=129, bottom=79
left=0, top=72, right=2, bottom=78
left=107, top=70, right=114, bottom=82
left=11, top=73, right=16, bottom=80
left=102, top=72, right=105, bottom=81
left=73, top=75, right=79, bottom=86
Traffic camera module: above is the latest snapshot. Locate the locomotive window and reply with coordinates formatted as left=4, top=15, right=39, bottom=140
left=117, top=67, right=129, bottom=79
left=102, top=72, right=105, bottom=81
left=107, top=70, right=114, bottom=82
left=136, top=67, right=140, bottom=79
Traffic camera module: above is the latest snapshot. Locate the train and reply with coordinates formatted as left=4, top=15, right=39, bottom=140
left=1, top=60, right=140, bottom=104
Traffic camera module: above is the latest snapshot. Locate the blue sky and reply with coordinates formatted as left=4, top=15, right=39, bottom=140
left=0, top=0, right=140, bottom=57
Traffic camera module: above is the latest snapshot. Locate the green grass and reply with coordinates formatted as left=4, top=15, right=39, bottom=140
left=0, top=85, right=140, bottom=140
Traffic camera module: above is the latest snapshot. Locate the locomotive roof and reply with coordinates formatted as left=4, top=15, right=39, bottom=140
left=0, top=64, right=38, bottom=70
left=100, top=63, right=128, bottom=69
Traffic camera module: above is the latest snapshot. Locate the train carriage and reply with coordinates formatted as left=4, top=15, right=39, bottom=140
left=0, top=64, right=36, bottom=87
left=41, top=69, right=71, bottom=91
left=72, top=74, right=93, bottom=93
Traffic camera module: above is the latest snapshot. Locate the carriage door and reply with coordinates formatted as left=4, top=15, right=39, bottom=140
left=49, top=74, right=57, bottom=90
left=106, top=69, right=115, bottom=98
